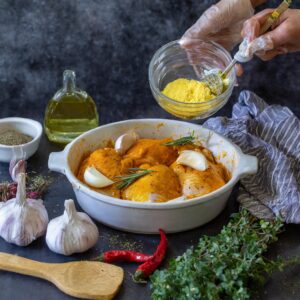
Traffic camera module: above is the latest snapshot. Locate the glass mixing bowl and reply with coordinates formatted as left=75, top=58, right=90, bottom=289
left=148, top=40, right=236, bottom=120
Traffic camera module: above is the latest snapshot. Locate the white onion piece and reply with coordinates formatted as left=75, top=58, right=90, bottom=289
left=115, top=131, right=139, bottom=155
left=84, top=166, right=114, bottom=188
left=176, top=150, right=208, bottom=171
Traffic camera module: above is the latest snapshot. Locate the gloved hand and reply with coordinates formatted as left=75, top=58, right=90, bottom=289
left=242, top=9, right=300, bottom=61
left=180, top=0, right=256, bottom=51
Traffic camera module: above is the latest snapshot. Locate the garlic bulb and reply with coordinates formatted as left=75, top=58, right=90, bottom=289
left=84, top=166, right=114, bottom=188
left=115, top=131, right=139, bottom=155
left=176, top=150, right=208, bottom=171
left=46, top=199, right=99, bottom=255
left=0, top=173, right=48, bottom=246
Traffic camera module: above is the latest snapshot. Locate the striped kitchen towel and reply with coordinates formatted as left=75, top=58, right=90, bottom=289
left=204, top=90, right=300, bottom=223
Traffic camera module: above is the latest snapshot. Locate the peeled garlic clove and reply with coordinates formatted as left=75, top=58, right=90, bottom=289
left=84, top=166, right=114, bottom=188
left=115, top=131, right=139, bottom=155
left=176, top=150, right=208, bottom=171
left=46, top=199, right=99, bottom=256
left=0, top=173, right=48, bottom=246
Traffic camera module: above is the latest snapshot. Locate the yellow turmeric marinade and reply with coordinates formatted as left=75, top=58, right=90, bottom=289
left=162, top=78, right=214, bottom=103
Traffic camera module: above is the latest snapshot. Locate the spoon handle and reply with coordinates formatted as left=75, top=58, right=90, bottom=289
left=0, top=252, right=50, bottom=279
left=222, top=59, right=237, bottom=77
left=259, top=0, right=292, bottom=34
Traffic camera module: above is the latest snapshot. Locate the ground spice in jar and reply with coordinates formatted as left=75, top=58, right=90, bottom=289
left=0, top=129, right=33, bottom=146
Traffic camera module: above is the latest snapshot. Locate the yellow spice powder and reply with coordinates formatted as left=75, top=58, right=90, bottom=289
left=162, top=78, right=214, bottom=103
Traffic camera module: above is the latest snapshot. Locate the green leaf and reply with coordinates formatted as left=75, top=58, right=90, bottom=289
left=164, top=132, right=195, bottom=146
left=150, top=209, right=288, bottom=300
left=114, top=168, right=156, bottom=189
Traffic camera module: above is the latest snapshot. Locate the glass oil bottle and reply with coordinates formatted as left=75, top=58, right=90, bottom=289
left=44, top=70, right=99, bottom=144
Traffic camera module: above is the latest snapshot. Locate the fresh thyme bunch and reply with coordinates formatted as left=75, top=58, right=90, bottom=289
left=150, top=209, right=298, bottom=300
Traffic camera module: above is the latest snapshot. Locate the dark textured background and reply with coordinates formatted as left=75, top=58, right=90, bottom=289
left=0, top=0, right=300, bottom=299
left=0, top=0, right=299, bottom=121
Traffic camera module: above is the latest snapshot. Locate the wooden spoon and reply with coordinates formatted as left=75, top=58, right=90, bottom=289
left=0, top=252, right=124, bottom=300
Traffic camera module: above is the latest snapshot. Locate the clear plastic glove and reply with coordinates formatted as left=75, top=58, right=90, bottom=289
left=234, top=36, right=274, bottom=63
left=180, top=0, right=255, bottom=51
left=242, top=9, right=300, bottom=61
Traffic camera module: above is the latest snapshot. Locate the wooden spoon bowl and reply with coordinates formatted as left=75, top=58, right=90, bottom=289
left=0, top=252, right=124, bottom=300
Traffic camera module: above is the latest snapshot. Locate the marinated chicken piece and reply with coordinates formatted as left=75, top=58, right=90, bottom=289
left=173, top=143, right=203, bottom=153
left=124, top=138, right=177, bottom=166
left=77, top=157, right=89, bottom=182
left=77, top=148, right=133, bottom=197
left=171, top=160, right=228, bottom=198
left=201, top=148, right=216, bottom=163
left=86, top=148, right=133, bottom=178
left=95, top=185, right=121, bottom=199
left=77, top=158, right=121, bottom=198
left=122, top=164, right=181, bottom=202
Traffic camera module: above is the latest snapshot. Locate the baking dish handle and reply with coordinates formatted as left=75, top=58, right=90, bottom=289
left=237, top=154, right=258, bottom=178
left=48, top=150, right=67, bottom=174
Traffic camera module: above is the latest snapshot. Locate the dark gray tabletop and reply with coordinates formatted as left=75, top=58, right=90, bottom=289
left=0, top=1, right=300, bottom=299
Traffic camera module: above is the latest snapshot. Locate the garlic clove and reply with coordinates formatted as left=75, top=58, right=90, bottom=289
left=0, top=173, right=48, bottom=246
left=9, top=159, right=26, bottom=182
left=46, top=199, right=99, bottom=256
left=115, top=131, right=139, bottom=155
left=176, top=150, right=208, bottom=171
left=9, top=149, right=26, bottom=183
left=84, top=166, right=114, bottom=188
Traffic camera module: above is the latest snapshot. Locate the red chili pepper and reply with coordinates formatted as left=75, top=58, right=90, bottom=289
left=133, top=229, right=167, bottom=283
left=98, top=250, right=153, bottom=263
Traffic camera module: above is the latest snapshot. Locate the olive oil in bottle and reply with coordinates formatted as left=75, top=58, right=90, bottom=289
left=44, top=70, right=99, bottom=144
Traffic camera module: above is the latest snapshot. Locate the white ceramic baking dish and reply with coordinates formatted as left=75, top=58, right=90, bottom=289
left=48, top=119, right=257, bottom=234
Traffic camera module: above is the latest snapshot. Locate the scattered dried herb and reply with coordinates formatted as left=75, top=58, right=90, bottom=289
left=115, top=168, right=156, bottom=189
left=150, top=209, right=300, bottom=300
left=164, top=132, right=195, bottom=146
left=0, top=129, right=33, bottom=146
left=0, top=181, right=17, bottom=201
left=0, top=174, right=51, bottom=202
left=105, top=234, right=143, bottom=252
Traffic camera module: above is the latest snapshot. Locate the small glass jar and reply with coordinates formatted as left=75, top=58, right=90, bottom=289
left=44, top=70, right=99, bottom=144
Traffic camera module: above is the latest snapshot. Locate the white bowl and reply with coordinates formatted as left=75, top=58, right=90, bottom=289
left=0, top=117, right=43, bottom=163
left=48, top=119, right=258, bottom=234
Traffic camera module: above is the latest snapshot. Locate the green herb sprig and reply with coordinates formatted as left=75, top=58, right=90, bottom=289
left=150, top=209, right=298, bottom=300
left=115, top=168, right=156, bottom=190
left=164, top=131, right=195, bottom=146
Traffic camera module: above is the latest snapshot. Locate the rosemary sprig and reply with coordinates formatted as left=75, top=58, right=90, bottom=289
left=164, top=131, right=195, bottom=146
left=115, top=168, right=156, bottom=190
